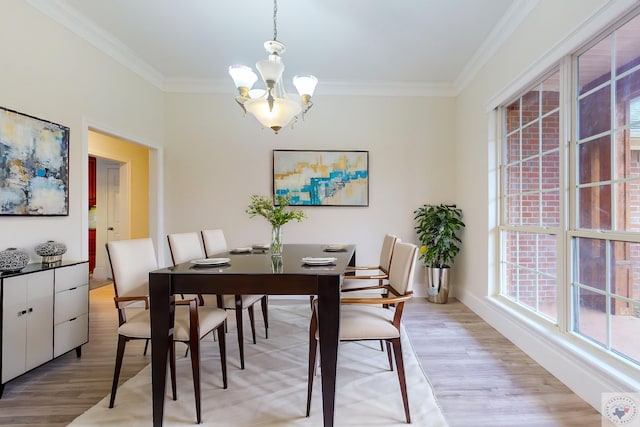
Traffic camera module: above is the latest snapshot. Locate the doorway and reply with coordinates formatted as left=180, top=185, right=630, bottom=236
left=88, top=130, right=151, bottom=280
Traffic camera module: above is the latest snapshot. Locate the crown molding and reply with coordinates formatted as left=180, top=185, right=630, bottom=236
left=26, top=0, right=165, bottom=90
left=454, top=0, right=539, bottom=95
left=26, top=0, right=530, bottom=98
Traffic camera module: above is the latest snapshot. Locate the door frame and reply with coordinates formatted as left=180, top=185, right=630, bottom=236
left=81, top=119, right=164, bottom=272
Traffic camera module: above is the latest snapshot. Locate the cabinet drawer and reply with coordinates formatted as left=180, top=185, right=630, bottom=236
left=54, top=313, right=88, bottom=358
left=55, top=285, right=88, bottom=324
left=55, top=263, right=88, bottom=292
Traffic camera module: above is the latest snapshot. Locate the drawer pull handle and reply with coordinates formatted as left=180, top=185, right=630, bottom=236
left=69, top=317, right=77, bottom=321
left=18, top=310, right=26, bottom=316
left=28, top=307, right=33, bottom=313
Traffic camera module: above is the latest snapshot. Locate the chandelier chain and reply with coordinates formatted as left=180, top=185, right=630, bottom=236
left=272, top=0, right=278, bottom=41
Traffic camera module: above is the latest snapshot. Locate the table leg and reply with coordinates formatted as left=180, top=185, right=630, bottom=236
left=317, top=275, right=340, bottom=427
left=149, top=272, right=172, bottom=427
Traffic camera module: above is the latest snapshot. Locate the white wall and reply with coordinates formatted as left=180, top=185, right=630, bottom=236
left=455, top=0, right=640, bottom=410
left=163, top=93, right=457, bottom=293
left=0, top=1, right=164, bottom=263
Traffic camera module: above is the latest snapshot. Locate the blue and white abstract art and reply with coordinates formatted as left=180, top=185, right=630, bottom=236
left=0, top=107, right=69, bottom=215
left=273, top=150, right=369, bottom=206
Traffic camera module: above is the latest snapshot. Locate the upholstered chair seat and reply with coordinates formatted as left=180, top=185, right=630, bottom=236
left=339, top=305, right=400, bottom=340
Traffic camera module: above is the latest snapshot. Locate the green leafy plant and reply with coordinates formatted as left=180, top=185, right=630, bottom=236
left=413, top=203, right=465, bottom=268
left=246, top=194, right=306, bottom=227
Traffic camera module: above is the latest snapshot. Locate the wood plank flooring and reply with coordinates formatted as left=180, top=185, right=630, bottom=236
left=0, top=286, right=601, bottom=426
left=403, top=298, right=602, bottom=427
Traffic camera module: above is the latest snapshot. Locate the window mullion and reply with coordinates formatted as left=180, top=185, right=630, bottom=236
left=559, top=55, right=573, bottom=333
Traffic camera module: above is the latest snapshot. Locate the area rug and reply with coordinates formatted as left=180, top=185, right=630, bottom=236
left=68, top=302, right=448, bottom=427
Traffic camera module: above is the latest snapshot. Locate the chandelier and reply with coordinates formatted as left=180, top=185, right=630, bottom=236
left=228, top=0, right=318, bottom=134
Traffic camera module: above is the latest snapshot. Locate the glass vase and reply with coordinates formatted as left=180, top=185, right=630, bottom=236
left=271, top=225, right=283, bottom=256
left=271, top=253, right=283, bottom=273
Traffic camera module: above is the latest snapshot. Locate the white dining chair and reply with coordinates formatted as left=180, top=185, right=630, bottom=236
left=106, top=237, right=227, bottom=424
left=200, top=229, right=269, bottom=369
left=167, top=231, right=267, bottom=370
left=341, top=233, right=399, bottom=292
left=306, top=241, right=418, bottom=424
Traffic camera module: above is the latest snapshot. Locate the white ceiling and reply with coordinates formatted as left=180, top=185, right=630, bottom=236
left=27, top=0, right=537, bottom=96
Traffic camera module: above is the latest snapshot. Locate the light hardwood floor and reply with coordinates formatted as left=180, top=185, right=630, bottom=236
left=403, top=298, right=602, bottom=427
left=0, top=285, right=601, bottom=426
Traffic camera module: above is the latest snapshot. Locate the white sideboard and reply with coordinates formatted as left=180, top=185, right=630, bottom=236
left=0, top=261, right=89, bottom=396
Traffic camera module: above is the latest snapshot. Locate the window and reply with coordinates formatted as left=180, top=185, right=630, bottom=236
left=573, top=13, right=640, bottom=364
left=499, top=12, right=640, bottom=366
left=501, top=70, right=561, bottom=322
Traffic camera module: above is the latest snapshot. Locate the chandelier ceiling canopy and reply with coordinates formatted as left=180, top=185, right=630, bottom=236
left=228, top=0, right=318, bottom=134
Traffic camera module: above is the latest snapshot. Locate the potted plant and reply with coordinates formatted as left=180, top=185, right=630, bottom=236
left=413, top=203, right=465, bottom=303
left=246, top=194, right=305, bottom=256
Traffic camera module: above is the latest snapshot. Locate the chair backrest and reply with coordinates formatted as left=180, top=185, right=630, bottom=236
left=379, top=234, right=399, bottom=274
left=167, top=232, right=205, bottom=265
left=106, top=238, right=158, bottom=299
left=387, top=242, right=417, bottom=295
left=201, top=229, right=228, bottom=257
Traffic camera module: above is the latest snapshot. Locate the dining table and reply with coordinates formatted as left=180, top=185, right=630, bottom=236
left=148, top=243, right=356, bottom=427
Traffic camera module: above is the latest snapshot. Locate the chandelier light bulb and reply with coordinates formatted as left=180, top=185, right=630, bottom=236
left=228, top=64, right=258, bottom=97
left=293, top=75, right=318, bottom=103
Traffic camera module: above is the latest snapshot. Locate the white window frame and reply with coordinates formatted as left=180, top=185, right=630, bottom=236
left=492, top=5, right=640, bottom=384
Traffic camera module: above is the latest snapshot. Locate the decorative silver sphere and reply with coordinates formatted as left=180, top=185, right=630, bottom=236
left=35, top=240, right=67, bottom=264
left=0, top=248, right=30, bottom=273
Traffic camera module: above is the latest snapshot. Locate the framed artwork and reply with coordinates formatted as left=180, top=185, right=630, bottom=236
left=0, top=107, right=70, bottom=216
left=273, top=150, right=369, bottom=206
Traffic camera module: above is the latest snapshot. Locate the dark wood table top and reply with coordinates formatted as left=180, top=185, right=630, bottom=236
left=154, top=243, right=355, bottom=278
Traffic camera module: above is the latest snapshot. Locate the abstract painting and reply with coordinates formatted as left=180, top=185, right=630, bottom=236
left=273, top=150, right=369, bottom=206
left=0, top=107, right=70, bottom=216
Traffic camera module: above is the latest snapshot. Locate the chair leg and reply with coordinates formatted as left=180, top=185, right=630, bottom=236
left=248, top=304, right=257, bottom=344
left=217, top=324, right=228, bottom=389
left=261, top=295, right=269, bottom=339
left=386, top=340, right=394, bottom=371
left=234, top=296, right=245, bottom=369
left=391, top=337, right=411, bottom=423
left=189, top=332, right=202, bottom=423
left=143, top=338, right=150, bottom=356
left=306, top=311, right=318, bottom=417
left=109, top=335, right=128, bottom=408
left=170, top=339, right=177, bottom=400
